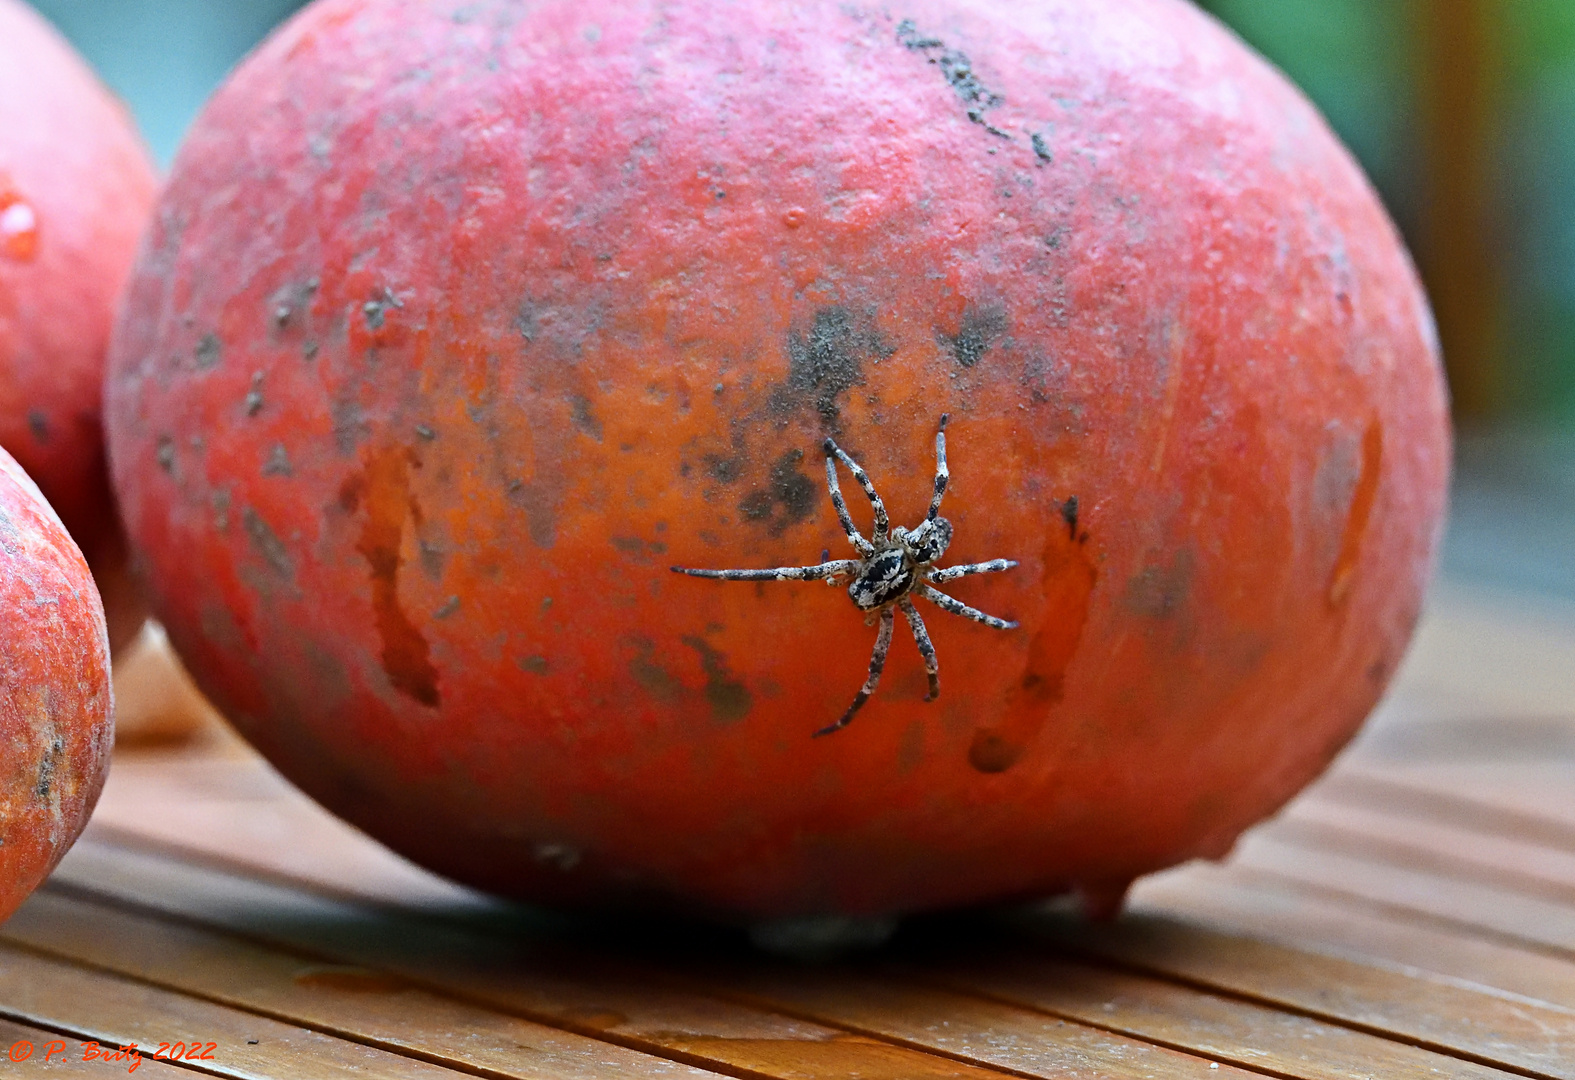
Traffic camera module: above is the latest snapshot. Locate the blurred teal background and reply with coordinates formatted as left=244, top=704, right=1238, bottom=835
left=29, top=0, right=307, bottom=164
left=26, top=0, right=1575, bottom=601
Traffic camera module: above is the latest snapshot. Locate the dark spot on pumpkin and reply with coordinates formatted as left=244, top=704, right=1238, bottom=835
left=245, top=371, right=266, bottom=416
left=897, top=19, right=1011, bottom=138
left=1061, top=495, right=1078, bottom=537
left=968, top=732, right=1019, bottom=775
left=261, top=444, right=293, bottom=477
left=1032, top=131, right=1053, bottom=164
left=418, top=538, right=446, bottom=580
left=26, top=409, right=48, bottom=443
left=941, top=304, right=1007, bottom=368
left=338, top=473, right=364, bottom=513
left=352, top=446, right=440, bottom=708
left=35, top=733, right=63, bottom=800
left=332, top=399, right=370, bottom=454
left=242, top=508, right=295, bottom=580
left=363, top=286, right=403, bottom=329
left=775, top=306, right=892, bottom=423
left=738, top=449, right=818, bottom=537
left=156, top=436, right=176, bottom=474
left=1123, top=547, right=1194, bottom=619
left=569, top=394, right=603, bottom=440
left=681, top=635, right=753, bottom=725
left=612, top=535, right=670, bottom=560
left=517, top=655, right=550, bottom=675
left=626, top=636, right=681, bottom=702
left=706, top=455, right=741, bottom=483
left=194, top=332, right=222, bottom=370
left=506, top=479, right=557, bottom=548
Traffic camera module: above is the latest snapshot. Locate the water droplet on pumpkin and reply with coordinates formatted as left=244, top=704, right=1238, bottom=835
left=0, top=197, right=38, bottom=261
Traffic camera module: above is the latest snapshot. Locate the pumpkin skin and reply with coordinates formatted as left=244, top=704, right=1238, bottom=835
left=106, top=0, right=1449, bottom=918
left=0, top=0, right=157, bottom=653
left=0, top=447, right=113, bottom=924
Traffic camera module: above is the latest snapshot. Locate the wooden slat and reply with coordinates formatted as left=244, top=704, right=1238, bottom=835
left=999, top=909, right=1575, bottom=1079
left=0, top=1015, right=192, bottom=1076
left=3, top=887, right=1253, bottom=1080
left=46, top=843, right=1190, bottom=1080
left=1329, top=766, right=1575, bottom=848
left=1233, top=830, right=1575, bottom=957
left=687, top=968, right=1269, bottom=1080
left=1131, top=861, right=1575, bottom=1010
left=2, top=890, right=727, bottom=1080
left=1278, top=796, right=1575, bottom=904
left=91, top=755, right=489, bottom=911
left=0, top=940, right=476, bottom=1080
left=913, top=954, right=1522, bottom=1080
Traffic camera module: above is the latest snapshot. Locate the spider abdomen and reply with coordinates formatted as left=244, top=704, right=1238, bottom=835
left=848, top=547, right=915, bottom=610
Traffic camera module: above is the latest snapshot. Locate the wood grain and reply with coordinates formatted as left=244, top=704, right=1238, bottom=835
left=44, top=840, right=1226, bottom=1080
left=1131, top=861, right=1575, bottom=1009
left=2, top=889, right=727, bottom=1080
left=0, top=939, right=476, bottom=1080
left=1000, top=909, right=1575, bottom=1079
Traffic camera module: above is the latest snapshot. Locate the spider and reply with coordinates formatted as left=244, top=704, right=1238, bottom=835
left=672, top=414, right=1019, bottom=736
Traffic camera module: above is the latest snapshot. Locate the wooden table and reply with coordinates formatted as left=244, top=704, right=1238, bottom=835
left=3, top=581, right=1572, bottom=1078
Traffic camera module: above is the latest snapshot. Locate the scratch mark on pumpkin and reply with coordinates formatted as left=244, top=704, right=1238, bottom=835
left=352, top=446, right=440, bottom=707
left=1327, top=418, right=1383, bottom=607
left=1149, top=317, right=1186, bottom=475
left=971, top=498, right=1096, bottom=774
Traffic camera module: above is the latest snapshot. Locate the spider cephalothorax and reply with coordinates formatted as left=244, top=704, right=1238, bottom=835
left=673, top=415, right=1019, bottom=736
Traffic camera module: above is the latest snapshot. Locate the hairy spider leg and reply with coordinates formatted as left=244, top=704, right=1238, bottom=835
left=822, top=453, right=874, bottom=556
left=671, top=560, right=860, bottom=582
left=919, top=584, right=1018, bottom=630
left=928, top=558, right=1018, bottom=584
left=926, top=413, right=950, bottom=523
left=824, top=437, right=890, bottom=541
left=815, top=606, right=895, bottom=737
left=899, top=597, right=940, bottom=701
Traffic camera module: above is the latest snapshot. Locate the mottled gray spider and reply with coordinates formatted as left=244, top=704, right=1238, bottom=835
left=673, top=415, right=1019, bottom=736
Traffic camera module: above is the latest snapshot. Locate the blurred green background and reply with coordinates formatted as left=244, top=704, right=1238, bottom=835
left=28, top=0, right=1575, bottom=600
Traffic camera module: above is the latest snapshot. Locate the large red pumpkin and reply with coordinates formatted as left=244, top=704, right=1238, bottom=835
left=0, top=0, right=158, bottom=652
left=0, top=447, right=113, bottom=923
left=107, top=0, right=1449, bottom=918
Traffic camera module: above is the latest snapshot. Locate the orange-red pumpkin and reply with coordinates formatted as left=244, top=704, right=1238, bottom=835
left=107, top=0, right=1450, bottom=918
left=0, top=446, right=113, bottom=923
left=0, top=0, right=157, bottom=652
